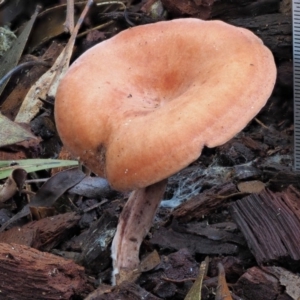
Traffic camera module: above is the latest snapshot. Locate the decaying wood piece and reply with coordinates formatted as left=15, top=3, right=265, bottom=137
left=233, top=267, right=281, bottom=300
left=211, top=0, right=292, bottom=62
left=0, top=242, right=91, bottom=299
left=280, top=185, right=300, bottom=220
left=208, top=256, right=244, bottom=282
left=161, top=0, right=215, bottom=19
left=0, top=212, right=80, bottom=251
left=263, top=265, right=300, bottom=300
left=217, top=139, right=256, bottom=165
left=172, top=182, right=238, bottom=222
left=211, top=0, right=293, bottom=104
left=150, top=226, right=239, bottom=256
left=230, top=13, right=292, bottom=61
left=265, top=170, right=300, bottom=191
left=129, top=249, right=199, bottom=300
left=240, top=135, right=269, bottom=152
left=183, top=221, right=246, bottom=246
left=211, top=0, right=280, bottom=20
left=80, top=211, right=118, bottom=272
left=230, top=186, right=300, bottom=266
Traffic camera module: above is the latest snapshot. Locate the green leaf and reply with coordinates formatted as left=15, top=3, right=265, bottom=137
left=0, top=159, right=78, bottom=180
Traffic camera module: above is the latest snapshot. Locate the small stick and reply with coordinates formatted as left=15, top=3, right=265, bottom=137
left=25, top=178, right=49, bottom=184
left=161, top=276, right=197, bottom=283
left=254, top=117, right=269, bottom=129
left=76, top=20, right=114, bottom=38
left=64, top=0, right=75, bottom=33
left=96, top=1, right=135, bottom=26
left=83, top=199, right=108, bottom=213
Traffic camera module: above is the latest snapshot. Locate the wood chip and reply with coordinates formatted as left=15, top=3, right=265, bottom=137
left=0, top=242, right=91, bottom=299
left=230, top=186, right=300, bottom=264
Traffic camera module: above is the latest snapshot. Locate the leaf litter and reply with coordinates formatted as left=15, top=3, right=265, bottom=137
left=0, top=1, right=296, bottom=299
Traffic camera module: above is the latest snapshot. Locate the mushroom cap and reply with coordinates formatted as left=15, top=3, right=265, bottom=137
left=55, top=18, right=276, bottom=191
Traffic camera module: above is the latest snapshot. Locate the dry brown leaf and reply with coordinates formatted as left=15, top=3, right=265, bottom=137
left=237, top=180, right=265, bottom=194
left=115, top=250, right=161, bottom=284
left=0, top=168, right=27, bottom=202
left=0, top=167, right=86, bottom=232
left=0, top=175, right=17, bottom=202
left=184, top=256, right=209, bottom=300
left=26, top=2, right=88, bottom=52
left=1, top=42, right=63, bottom=119
left=264, top=266, right=300, bottom=300
left=15, top=0, right=93, bottom=124
left=29, top=206, right=56, bottom=220
left=0, top=113, right=36, bottom=147
left=139, top=250, right=161, bottom=273
left=68, top=176, right=112, bottom=198
left=0, top=6, right=39, bottom=95
left=215, top=263, right=232, bottom=300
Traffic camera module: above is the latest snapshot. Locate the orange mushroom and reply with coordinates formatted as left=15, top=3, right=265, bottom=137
left=55, top=18, right=276, bottom=284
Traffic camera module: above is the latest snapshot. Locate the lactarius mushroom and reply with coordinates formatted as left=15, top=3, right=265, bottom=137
left=55, top=18, right=276, bottom=284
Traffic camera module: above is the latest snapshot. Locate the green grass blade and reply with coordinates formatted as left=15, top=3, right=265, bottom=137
left=0, top=159, right=78, bottom=180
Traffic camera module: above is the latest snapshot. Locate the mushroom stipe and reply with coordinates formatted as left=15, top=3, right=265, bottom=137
left=55, top=18, right=276, bottom=285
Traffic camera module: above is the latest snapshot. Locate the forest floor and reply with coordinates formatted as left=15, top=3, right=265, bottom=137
left=0, top=0, right=296, bottom=299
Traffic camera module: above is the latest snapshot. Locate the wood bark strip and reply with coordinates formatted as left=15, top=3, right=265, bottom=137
left=233, top=267, right=280, bottom=300
left=230, top=187, right=300, bottom=265
left=0, top=242, right=91, bottom=300
left=151, top=226, right=239, bottom=256
left=0, top=212, right=80, bottom=251
left=173, top=182, right=238, bottom=222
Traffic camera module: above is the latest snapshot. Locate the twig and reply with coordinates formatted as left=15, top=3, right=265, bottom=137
left=73, top=0, right=94, bottom=34
left=25, top=178, right=49, bottom=184
left=161, top=276, right=197, bottom=283
left=254, top=117, right=269, bottom=129
left=20, top=189, right=36, bottom=196
left=215, top=192, right=249, bottom=200
left=64, top=0, right=75, bottom=33
left=83, top=199, right=108, bottom=213
left=96, top=1, right=135, bottom=26
left=76, top=20, right=114, bottom=38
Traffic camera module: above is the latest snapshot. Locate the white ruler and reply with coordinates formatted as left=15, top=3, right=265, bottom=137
left=294, top=1, right=300, bottom=169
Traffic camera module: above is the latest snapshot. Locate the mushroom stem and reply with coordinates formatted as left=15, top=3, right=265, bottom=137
left=111, top=179, right=167, bottom=285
